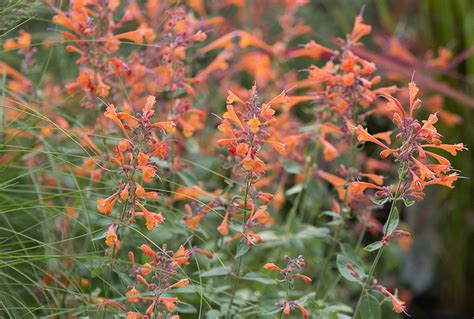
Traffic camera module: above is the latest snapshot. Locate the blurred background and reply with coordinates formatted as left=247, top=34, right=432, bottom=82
left=301, top=1, right=474, bottom=318
left=1, top=0, right=473, bottom=318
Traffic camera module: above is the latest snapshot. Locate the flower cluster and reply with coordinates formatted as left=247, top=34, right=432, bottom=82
left=123, top=245, right=191, bottom=318
left=2, top=1, right=469, bottom=319
left=217, top=85, right=286, bottom=245
left=352, top=81, right=465, bottom=203
left=218, top=85, right=286, bottom=177
left=98, top=96, right=174, bottom=254
left=264, top=255, right=311, bottom=318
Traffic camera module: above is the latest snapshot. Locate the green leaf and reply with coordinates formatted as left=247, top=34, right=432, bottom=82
left=297, top=226, right=330, bottom=239
left=206, top=310, right=221, bottom=319
left=235, top=238, right=250, bottom=258
left=200, top=266, right=232, bottom=278
left=177, top=171, right=195, bottom=187
left=402, top=197, right=416, bottom=207
left=91, top=264, right=108, bottom=278
left=383, top=207, right=399, bottom=235
left=282, top=160, right=302, bottom=174
left=175, top=302, right=197, bottom=313
left=359, top=294, right=381, bottom=319
left=286, top=184, right=303, bottom=196
left=91, top=230, right=107, bottom=242
left=321, top=304, right=353, bottom=314
left=336, top=254, right=365, bottom=282
left=241, top=272, right=276, bottom=285
left=364, top=241, right=383, bottom=252
left=371, top=196, right=390, bottom=206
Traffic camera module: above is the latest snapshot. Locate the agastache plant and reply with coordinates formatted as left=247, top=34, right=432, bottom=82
left=350, top=81, right=465, bottom=318
left=1, top=1, right=469, bottom=319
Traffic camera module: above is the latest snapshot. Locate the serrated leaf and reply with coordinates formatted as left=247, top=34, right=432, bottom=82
left=336, top=255, right=365, bottom=282
left=235, top=239, right=249, bottom=258
left=359, top=294, right=381, bottom=319
left=242, top=272, right=276, bottom=285
left=383, top=207, right=399, bottom=235
left=200, top=266, right=231, bottom=277
left=364, top=241, right=383, bottom=252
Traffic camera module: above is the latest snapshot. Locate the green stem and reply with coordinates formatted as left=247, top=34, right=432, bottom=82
left=322, top=226, right=366, bottom=301
left=315, top=213, right=344, bottom=295
left=353, top=178, right=403, bottom=319
left=279, top=280, right=290, bottom=319
left=226, top=177, right=251, bottom=319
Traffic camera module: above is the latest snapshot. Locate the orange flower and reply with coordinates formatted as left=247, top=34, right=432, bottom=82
left=247, top=118, right=261, bottom=133
left=377, top=285, right=407, bottom=315
left=348, top=182, right=384, bottom=196
left=169, top=278, right=190, bottom=289
left=172, top=245, right=190, bottom=265
left=263, top=263, right=282, bottom=272
left=422, top=143, right=466, bottom=156
left=223, top=105, right=244, bottom=129
left=135, top=182, right=146, bottom=197
left=217, top=213, right=229, bottom=236
left=294, top=274, right=312, bottom=283
left=126, top=286, right=141, bottom=303
left=136, top=202, right=165, bottom=230
left=139, top=244, right=156, bottom=258
left=185, top=212, right=205, bottom=231
left=360, top=173, right=384, bottom=185
left=351, top=14, right=372, bottom=42
left=105, top=225, right=118, bottom=247
left=152, top=121, right=176, bottom=134
left=319, top=137, right=338, bottom=161
left=141, top=263, right=153, bottom=276
left=96, top=74, right=110, bottom=97
left=316, top=170, right=346, bottom=200
left=138, top=152, right=149, bottom=166
left=97, top=193, right=119, bottom=214
left=356, top=125, right=390, bottom=150
left=236, top=143, right=249, bottom=156
left=226, top=90, right=245, bottom=104
left=288, top=40, right=334, bottom=59
left=239, top=31, right=272, bottom=52
left=104, top=105, right=129, bottom=138
left=264, top=141, right=286, bottom=154
left=424, top=173, right=459, bottom=188
left=159, top=297, right=178, bottom=312
left=120, top=183, right=130, bottom=200
left=141, top=166, right=156, bottom=183
left=412, top=157, right=435, bottom=180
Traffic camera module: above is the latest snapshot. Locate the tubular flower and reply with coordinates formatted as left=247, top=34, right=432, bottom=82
left=376, top=285, right=408, bottom=315
left=218, top=85, right=286, bottom=177
left=126, top=244, right=192, bottom=316
left=357, top=81, right=465, bottom=202
left=105, top=225, right=118, bottom=247
left=98, top=96, right=172, bottom=234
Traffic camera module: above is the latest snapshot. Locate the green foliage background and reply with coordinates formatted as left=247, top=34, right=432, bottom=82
left=0, top=0, right=473, bottom=318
